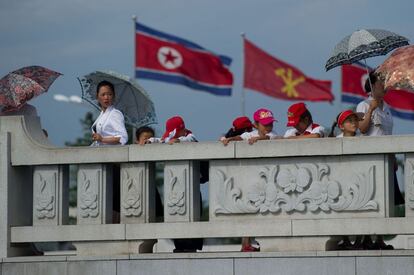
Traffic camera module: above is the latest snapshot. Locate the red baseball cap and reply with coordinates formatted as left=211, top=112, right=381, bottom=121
left=162, top=116, right=186, bottom=139
left=287, top=102, right=307, bottom=127
left=253, top=108, right=277, bottom=125
left=337, top=110, right=358, bottom=126
left=233, top=116, right=253, bottom=131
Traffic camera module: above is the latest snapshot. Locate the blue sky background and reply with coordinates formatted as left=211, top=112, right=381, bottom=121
left=1, top=0, right=413, bottom=146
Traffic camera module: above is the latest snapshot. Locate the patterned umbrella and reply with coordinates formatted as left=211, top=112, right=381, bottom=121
left=79, top=70, right=157, bottom=128
left=325, top=29, right=409, bottom=71
left=0, top=66, right=61, bottom=112
left=376, top=45, right=414, bottom=91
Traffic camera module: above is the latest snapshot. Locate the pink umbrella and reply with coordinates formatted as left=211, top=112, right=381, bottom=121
left=377, top=45, right=414, bottom=91
left=0, top=65, right=61, bottom=113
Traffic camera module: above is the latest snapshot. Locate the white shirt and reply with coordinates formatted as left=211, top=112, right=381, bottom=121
left=284, top=123, right=325, bottom=138
left=356, top=96, right=393, bottom=136
left=91, top=105, right=128, bottom=145
left=163, top=129, right=198, bottom=143
left=240, top=130, right=278, bottom=140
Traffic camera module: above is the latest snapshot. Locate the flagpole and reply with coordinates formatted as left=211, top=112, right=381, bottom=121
left=241, top=32, right=246, bottom=116
left=132, top=15, right=137, bottom=143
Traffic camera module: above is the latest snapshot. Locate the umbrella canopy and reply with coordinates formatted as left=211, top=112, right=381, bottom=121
left=376, top=45, right=414, bottom=91
left=325, top=29, right=409, bottom=71
left=0, top=66, right=61, bottom=112
left=79, top=70, right=157, bottom=128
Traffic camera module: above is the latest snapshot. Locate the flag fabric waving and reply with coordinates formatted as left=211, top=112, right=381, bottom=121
left=135, top=22, right=233, bottom=96
left=243, top=38, right=334, bottom=102
left=341, top=62, right=414, bottom=120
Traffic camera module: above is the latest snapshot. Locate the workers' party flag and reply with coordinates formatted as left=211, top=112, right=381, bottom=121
left=243, top=38, right=333, bottom=102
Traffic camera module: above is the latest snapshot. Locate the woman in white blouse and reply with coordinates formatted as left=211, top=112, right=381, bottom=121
left=91, top=81, right=128, bottom=146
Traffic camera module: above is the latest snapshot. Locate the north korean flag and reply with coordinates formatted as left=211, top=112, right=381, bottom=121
left=342, top=62, right=414, bottom=120
left=135, top=22, right=233, bottom=96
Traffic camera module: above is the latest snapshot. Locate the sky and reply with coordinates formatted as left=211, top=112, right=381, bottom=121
left=1, top=0, right=413, bottom=146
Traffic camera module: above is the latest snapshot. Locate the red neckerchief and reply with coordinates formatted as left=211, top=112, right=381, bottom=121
left=296, top=123, right=320, bottom=136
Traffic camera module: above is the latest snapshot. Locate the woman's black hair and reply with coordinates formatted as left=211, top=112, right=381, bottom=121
left=96, top=80, right=115, bottom=96
left=364, top=71, right=379, bottom=93
left=135, top=126, right=155, bottom=139
left=328, top=113, right=341, bottom=137
left=299, top=110, right=313, bottom=124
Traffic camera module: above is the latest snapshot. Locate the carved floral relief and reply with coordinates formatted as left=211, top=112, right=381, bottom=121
left=34, top=172, right=56, bottom=219
left=122, top=169, right=143, bottom=217
left=214, top=163, right=378, bottom=215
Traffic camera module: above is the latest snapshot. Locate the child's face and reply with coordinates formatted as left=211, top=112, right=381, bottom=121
left=339, top=115, right=359, bottom=135
left=138, top=131, right=154, bottom=144
left=255, top=122, right=273, bottom=135
left=175, top=128, right=187, bottom=138
left=295, top=117, right=310, bottom=133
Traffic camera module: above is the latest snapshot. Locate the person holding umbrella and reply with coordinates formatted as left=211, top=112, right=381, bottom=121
left=355, top=71, right=403, bottom=250
left=91, top=80, right=128, bottom=146
left=357, top=71, right=393, bottom=136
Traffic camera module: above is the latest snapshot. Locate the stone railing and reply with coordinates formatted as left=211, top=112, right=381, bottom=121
left=1, top=115, right=414, bottom=257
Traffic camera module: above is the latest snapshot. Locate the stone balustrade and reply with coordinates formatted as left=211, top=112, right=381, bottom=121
left=1, top=115, right=414, bottom=257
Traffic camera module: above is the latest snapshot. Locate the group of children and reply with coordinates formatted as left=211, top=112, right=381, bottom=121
left=134, top=102, right=364, bottom=252
left=135, top=102, right=360, bottom=148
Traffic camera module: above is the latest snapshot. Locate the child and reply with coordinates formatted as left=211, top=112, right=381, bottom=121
left=220, top=116, right=254, bottom=146
left=162, top=116, right=197, bottom=144
left=240, top=108, right=279, bottom=145
left=135, top=126, right=161, bottom=145
left=328, top=110, right=360, bottom=138
left=162, top=116, right=203, bottom=252
left=284, top=102, right=325, bottom=138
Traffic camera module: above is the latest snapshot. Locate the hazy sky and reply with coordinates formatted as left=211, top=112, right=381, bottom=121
left=1, top=0, right=413, bottom=145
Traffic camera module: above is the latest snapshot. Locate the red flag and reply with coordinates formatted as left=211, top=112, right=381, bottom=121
left=243, top=38, right=333, bottom=102
left=341, top=63, right=414, bottom=120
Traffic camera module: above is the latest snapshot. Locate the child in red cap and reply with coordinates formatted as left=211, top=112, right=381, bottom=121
left=284, top=102, right=325, bottom=138
left=220, top=116, right=254, bottom=146
left=240, top=108, right=279, bottom=145
left=328, top=110, right=361, bottom=137
left=162, top=116, right=197, bottom=144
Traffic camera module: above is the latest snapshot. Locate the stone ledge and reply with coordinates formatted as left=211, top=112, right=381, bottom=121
left=4, top=250, right=414, bottom=263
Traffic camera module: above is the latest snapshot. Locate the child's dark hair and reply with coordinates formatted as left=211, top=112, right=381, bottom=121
left=364, top=71, right=380, bottom=93
left=96, top=80, right=115, bottom=96
left=328, top=113, right=341, bottom=137
left=224, top=128, right=251, bottom=138
left=300, top=110, right=313, bottom=124
left=135, top=126, right=155, bottom=139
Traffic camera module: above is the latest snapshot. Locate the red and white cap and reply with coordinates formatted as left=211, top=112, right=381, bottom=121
left=253, top=108, right=277, bottom=125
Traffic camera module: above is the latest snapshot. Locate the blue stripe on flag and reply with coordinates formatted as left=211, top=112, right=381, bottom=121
left=136, top=22, right=232, bottom=66
left=341, top=94, right=364, bottom=105
left=136, top=69, right=232, bottom=96
left=390, top=108, right=414, bottom=120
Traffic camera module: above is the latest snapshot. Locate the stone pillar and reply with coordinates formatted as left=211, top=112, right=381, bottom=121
left=0, top=132, right=33, bottom=257
left=77, top=164, right=113, bottom=224
left=405, top=153, right=414, bottom=217
left=33, top=165, right=69, bottom=226
left=164, top=161, right=200, bottom=223
left=120, top=162, right=156, bottom=223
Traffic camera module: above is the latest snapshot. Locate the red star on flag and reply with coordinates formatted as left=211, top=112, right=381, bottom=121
left=163, top=50, right=178, bottom=65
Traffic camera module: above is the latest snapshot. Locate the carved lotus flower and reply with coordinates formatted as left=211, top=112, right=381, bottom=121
left=247, top=180, right=278, bottom=213
left=168, top=190, right=185, bottom=214
left=307, top=179, right=340, bottom=211
left=277, top=167, right=311, bottom=193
